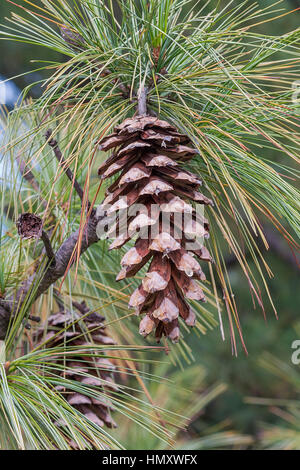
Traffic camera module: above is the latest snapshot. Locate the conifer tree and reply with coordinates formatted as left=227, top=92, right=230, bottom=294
left=0, top=0, right=299, bottom=450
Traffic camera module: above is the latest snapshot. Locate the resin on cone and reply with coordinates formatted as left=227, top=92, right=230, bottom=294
left=98, top=115, right=213, bottom=343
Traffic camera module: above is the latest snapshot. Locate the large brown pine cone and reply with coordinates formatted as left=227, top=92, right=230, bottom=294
left=35, top=303, right=117, bottom=429
left=98, top=115, right=213, bottom=343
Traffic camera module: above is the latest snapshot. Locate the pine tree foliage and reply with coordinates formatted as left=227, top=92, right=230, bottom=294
left=246, top=351, right=300, bottom=450
left=1, top=0, right=299, bottom=346
left=0, top=0, right=299, bottom=450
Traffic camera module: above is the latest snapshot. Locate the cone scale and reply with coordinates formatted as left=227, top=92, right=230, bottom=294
left=98, top=116, right=213, bottom=343
left=35, top=305, right=117, bottom=430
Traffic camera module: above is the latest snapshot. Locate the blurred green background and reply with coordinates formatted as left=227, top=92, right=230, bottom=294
left=0, top=0, right=299, bottom=448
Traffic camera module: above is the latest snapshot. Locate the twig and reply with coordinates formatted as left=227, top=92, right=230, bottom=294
left=41, top=230, right=56, bottom=266
left=16, top=155, right=48, bottom=210
left=137, top=84, right=148, bottom=115
left=45, top=130, right=91, bottom=210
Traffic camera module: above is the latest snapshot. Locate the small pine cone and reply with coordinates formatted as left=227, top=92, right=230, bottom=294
left=60, top=26, right=85, bottom=48
left=35, top=303, right=117, bottom=429
left=98, top=116, right=214, bottom=343
left=17, top=213, right=43, bottom=239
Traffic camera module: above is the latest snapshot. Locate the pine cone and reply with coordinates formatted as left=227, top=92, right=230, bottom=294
left=98, top=115, right=213, bottom=343
left=60, top=26, right=85, bottom=48
left=17, top=213, right=43, bottom=239
left=35, top=303, right=117, bottom=429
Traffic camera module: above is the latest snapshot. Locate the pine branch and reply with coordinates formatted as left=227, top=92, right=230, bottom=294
left=45, top=129, right=91, bottom=210
left=0, top=130, right=104, bottom=339
left=0, top=212, right=102, bottom=339
left=41, top=230, right=56, bottom=266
